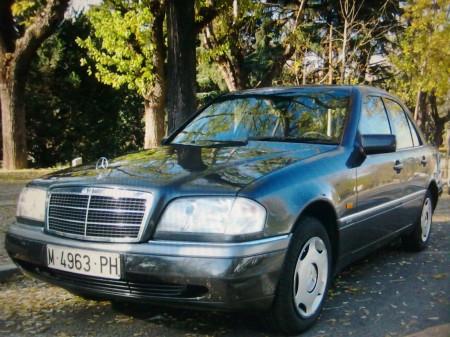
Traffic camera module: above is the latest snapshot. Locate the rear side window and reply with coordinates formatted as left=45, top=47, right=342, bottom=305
left=359, top=96, right=391, bottom=135
left=407, top=117, right=421, bottom=146
left=383, top=99, right=413, bottom=149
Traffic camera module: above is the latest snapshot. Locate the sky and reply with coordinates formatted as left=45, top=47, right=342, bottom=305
left=71, top=0, right=101, bottom=12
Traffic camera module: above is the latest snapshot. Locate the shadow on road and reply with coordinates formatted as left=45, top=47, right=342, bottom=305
left=111, top=301, right=272, bottom=336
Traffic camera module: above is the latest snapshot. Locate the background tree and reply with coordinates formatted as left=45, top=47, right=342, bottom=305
left=166, top=0, right=196, bottom=131
left=26, top=16, right=143, bottom=167
left=77, top=0, right=166, bottom=149
left=0, top=0, right=69, bottom=169
left=199, top=0, right=306, bottom=91
left=166, top=0, right=218, bottom=131
left=390, top=0, right=450, bottom=146
left=282, top=0, right=399, bottom=86
left=1, top=0, right=448, bottom=169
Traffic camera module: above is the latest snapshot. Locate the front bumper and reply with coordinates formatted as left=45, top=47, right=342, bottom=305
left=6, top=223, right=290, bottom=310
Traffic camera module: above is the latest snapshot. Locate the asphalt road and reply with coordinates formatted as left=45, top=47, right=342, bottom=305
left=0, top=191, right=449, bottom=337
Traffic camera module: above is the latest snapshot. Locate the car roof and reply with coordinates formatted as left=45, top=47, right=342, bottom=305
left=222, top=85, right=391, bottom=97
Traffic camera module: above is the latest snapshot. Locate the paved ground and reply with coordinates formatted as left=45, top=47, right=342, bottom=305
left=0, top=174, right=448, bottom=337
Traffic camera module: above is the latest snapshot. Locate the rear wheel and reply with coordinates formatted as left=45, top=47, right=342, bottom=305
left=402, top=191, right=433, bottom=251
left=267, top=216, right=332, bottom=335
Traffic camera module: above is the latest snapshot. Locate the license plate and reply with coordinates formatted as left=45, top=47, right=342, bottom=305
left=47, top=245, right=121, bottom=279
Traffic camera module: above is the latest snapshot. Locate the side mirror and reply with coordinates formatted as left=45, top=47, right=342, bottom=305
left=360, top=134, right=396, bottom=155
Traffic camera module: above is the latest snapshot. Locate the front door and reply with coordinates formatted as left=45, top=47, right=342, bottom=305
left=342, top=95, right=406, bottom=254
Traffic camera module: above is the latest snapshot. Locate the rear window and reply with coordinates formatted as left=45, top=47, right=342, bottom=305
left=383, top=99, right=413, bottom=149
left=407, top=116, right=421, bottom=146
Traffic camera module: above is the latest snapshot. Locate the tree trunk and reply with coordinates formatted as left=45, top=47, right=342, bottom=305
left=328, top=24, right=333, bottom=85
left=414, top=90, right=427, bottom=130
left=0, top=0, right=69, bottom=169
left=0, top=78, right=27, bottom=169
left=429, top=90, right=448, bottom=147
left=143, top=99, right=165, bottom=149
left=203, top=25, right=245, bottom=91
left=144, top=0, right=166, bottom=149
left=217, top=59, right=243, bottom=91
left=167, top=0, right=196, bottom=132
left=340, top=19, right=348, bottom=84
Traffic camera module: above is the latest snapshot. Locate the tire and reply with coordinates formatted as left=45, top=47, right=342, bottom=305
left=266, top=216, right=332, bottom=335
left=402, top=190, right=433, bottom=252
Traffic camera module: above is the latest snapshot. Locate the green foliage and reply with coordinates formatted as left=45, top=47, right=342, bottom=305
left=197, top=58, right=227, bottom=94
left=281, top=0, right=402, bottom=86
left=7, top=0, right=449, bottom=167
left=26, top=15, right=144, bottom=167
left=198, top=0, right=292, bottom=89
left=390, top=0, right=450, bottom=106
left=76, top=0, right=158, bottom=98
left=11, top=0, right=45, bottom=27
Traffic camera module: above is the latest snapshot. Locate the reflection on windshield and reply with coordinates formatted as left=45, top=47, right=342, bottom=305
left=172, top=90, right=349, bottom=145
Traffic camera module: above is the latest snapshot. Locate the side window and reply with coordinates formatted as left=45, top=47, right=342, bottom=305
left=383, top=99, right=413, bottom=149
left=359, top=96, right=391, bottom=135
left=407, top=117, right=421, bottom=146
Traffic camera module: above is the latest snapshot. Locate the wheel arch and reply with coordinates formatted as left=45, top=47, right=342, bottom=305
left=291, top=199, right=340, bottom=271
left=428, top=180, right=439, bottom=211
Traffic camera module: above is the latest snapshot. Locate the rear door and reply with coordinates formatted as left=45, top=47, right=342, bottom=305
left=383, top=98, right=427, bottom=228
left=405, top=111, right=430, bottom=192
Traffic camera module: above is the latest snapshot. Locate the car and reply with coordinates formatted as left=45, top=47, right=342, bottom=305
left=6, top=85, right=443, bottom=335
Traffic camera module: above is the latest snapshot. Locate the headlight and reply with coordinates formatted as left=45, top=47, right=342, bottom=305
left=16, top=187, right=47, bottom=222
left=157, top=197, right=266, bottom=237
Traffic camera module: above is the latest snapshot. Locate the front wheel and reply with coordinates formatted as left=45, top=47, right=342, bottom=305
left=267, top=216, right=332, bottom=335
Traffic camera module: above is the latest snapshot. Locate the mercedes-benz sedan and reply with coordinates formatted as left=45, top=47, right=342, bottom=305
left=6, top=86, right=443, bottom=334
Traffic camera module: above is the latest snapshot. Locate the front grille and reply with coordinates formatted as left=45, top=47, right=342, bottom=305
left=49, top=269, right=189, bottom=298
left=47, top=187, right=153, bottom=242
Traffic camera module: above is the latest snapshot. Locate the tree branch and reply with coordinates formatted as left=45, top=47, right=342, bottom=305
left=257, top=0, right=306, bottom=87
left=12, top=0, right=70, bottom=78
left=0, top=0, right=16, bottom=54
left=195, top=4, right=218, bottom=34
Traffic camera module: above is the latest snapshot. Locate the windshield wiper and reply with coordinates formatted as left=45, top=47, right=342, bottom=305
left=248, top=136, right=337, bottom=145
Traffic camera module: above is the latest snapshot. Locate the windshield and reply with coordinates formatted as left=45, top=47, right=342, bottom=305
left=172, top=89, right=350, bottom=145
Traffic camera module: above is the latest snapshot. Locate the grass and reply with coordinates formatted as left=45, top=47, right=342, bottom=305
left=0, top=169, right=59, bottom=183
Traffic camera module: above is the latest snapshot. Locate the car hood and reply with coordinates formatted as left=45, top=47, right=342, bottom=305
left=36, top=142, right=336, bottom=193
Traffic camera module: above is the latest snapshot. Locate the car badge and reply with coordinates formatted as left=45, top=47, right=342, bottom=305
left=96, top=157, right=109, bottom=171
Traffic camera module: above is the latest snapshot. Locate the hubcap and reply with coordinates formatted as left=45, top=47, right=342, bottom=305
left=293, top=237, right=328, bottom=318
left=420, top=198, right=432, bottom=242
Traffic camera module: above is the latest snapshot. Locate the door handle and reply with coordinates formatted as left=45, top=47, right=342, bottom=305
left=393, top=160, right=403, bottom=173
left=420, top=156, right=427, bottom=166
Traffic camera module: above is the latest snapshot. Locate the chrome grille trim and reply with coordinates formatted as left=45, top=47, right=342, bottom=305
left=46, top=186, right=153, bottom=242
left=49, top=204, right=145, bottom=213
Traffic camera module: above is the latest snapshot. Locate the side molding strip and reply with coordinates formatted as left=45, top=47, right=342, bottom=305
left=339, top=190, right=425, bottom=227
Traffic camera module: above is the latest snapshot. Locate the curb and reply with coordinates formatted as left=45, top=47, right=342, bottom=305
left=0, top=264, right=19, bottom=281
left=403, top=324, right=450, bottom=337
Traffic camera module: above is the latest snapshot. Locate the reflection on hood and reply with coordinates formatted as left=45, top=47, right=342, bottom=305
left=37, top=142, right=336, bottom=193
